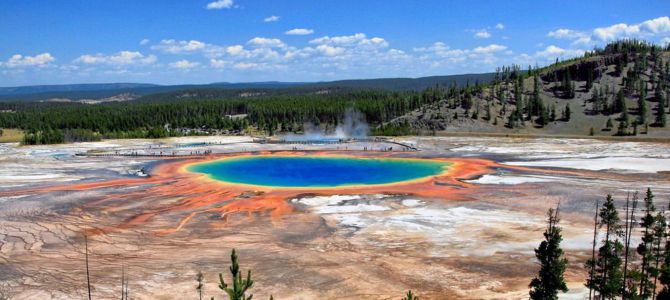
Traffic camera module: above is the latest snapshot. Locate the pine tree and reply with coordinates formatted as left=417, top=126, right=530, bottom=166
left=533, top=75, right=541, bottom=116
left=196, top=271, right=204, bottom=300
left=622, top=101, right=631, bottom=126
left=639, top=188, right=658, bottom=298
left=622, top=192, right=640, bottom=299
left=657, top=202, right=670, bottom=300
left=529, top=207, right=569, bottom=300
left=485, top=102, right=491, bottom=121
left=588, top=198, right=600, bottom=300
left=216, top=249, right=254, bottom=300
left=586, top=194, right=624, bottom=299
left=550, top=104, right=556, bottom=122
left=591, top=88, right=600, bottom=113
left=586, top=69, right=594, bottom=91
left=508, top=110, right=518, bottom=128
left=652, top=211, right=667, bottom=298
left=564, top=104, right=571, bottom=121
left=402, top=290, right=419, bottom=300
left=639, top=83, right=648, bottom=125
left=657, top=99, right=667, bottom=127
left=562, top=70, right=576, bottom=98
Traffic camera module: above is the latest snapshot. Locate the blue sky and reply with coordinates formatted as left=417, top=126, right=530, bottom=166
left=1, top=0, right=670, bottom=86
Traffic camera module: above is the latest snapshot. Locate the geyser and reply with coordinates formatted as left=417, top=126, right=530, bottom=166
left=281, top=107, right=369, bottom=142
left=187, top=155, right=450, bottom=188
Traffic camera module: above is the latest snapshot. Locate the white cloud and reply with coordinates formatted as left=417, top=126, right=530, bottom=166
left=140, top=38, right=150, bottom=46
left=546, top=29, right=592, bottom=45
left=151, top=39, right=207, bottom=54
left=285, top=28, right=314, bottom=35
left=206, top=0, right=234, bottom=10
left=534, top=45, right=584, bottom=58
left=590, top=16, right=670, bottom=41
left=473, top=44, right=507, bottom=53
left=316, top=44, right=345, bottom=57
left=550, top=16, right=670, bottom=44
left=210, top=59, right=227, bottom=68
left=474, top=29, right=491, bottom=39
left=169, top=59, right=200, bottom=69
left=310, top=33, right=366, bottom=45
left=309, top=33, right=389, bottom=51
left=547, top=29, right=584, bottom=39
left=75, top=51, right=156, bottom=65
left=495, top=23, right=505, bottom=30
left=264, top=15, right=280, bottom=22
left=2, top=53, right=55, bottom=68
left=641, top=16, right=670, bottom=33
left=414, top=42, right=509, bottom=67
left=234, top=62, right=258, bottom=70
left=226, top=45, right=245, bottom=56
left=247, top=37, right=286, bottom=48
left=414, top=42, right=460, bottom=56
left=662, top=37, right=670, bottom=46
left=593, top=23, right=642, bottom=41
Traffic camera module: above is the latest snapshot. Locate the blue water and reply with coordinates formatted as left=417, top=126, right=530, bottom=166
left=188, top=156, right=449, bottom=187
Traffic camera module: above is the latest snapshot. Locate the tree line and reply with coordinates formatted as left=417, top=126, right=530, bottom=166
left=0, top=86, right=480, bottom=143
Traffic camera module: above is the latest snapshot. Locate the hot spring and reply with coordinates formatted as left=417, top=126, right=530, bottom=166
left=187, top=155, right=450, bottom=188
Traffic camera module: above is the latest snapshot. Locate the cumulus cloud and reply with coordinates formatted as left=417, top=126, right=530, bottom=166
left=234, top=62, right=259, bottom=70
left=548, top=16, right=670, bottom=45
left=75, top=51, right=156, bottom=65
left=309, top=33, right=389, bottom=50
left=140, top=38, right=150, bottom=45
left=546, top=29, right=592, bottom=45
left=264, top=15, right=280, bottom=22
left=473, top=44, right=507, bottom=53
left=547, top=29, right=584, bottom=39
left=206, top=0, right=234, bottom=10
left=310, top=33, right=365, bottom=45
left=226, top=45, right=245, bottom=56
left=285, top=28, right=314, bottom=35
left=247, top=37, right=286, bottom=48
left=495, top=23, right=505, bottom=30
left=414, top=42, right=464, bottom=57
left=316, top=44, right=345, bottom=57
left=169, top=59, right=200, bottom=69
left=2, top=53, right=55, bottom=68
left=534, top=45, right=584, bottom=59
left=593, top=16, right=670, bottom=41
left=474, top=29, right=491, bottom=39
left=414, top=42, right=510, bottom=68
left=210, top=59, right=227, bottom=68
left=151, top=39, right=207, bottom=54
left=593, top=23, right=642, bottom=41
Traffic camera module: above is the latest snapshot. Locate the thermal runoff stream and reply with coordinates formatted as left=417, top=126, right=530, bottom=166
left=187, top=155, right=451, bottom=188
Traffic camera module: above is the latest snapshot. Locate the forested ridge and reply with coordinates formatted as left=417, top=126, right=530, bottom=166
left=0, top=40, right=669, bottom=144
left=389, top=40, right=670, bottom=137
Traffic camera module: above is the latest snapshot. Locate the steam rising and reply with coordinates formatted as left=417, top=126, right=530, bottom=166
left=283, top=107, right=369, bottom=141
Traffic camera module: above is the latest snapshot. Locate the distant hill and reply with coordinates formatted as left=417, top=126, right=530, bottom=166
left=0, top=73, right=494, bottom=102
left=0, top=82, right=159, bottom=95
left=311, top=74, right=494, bottom=91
